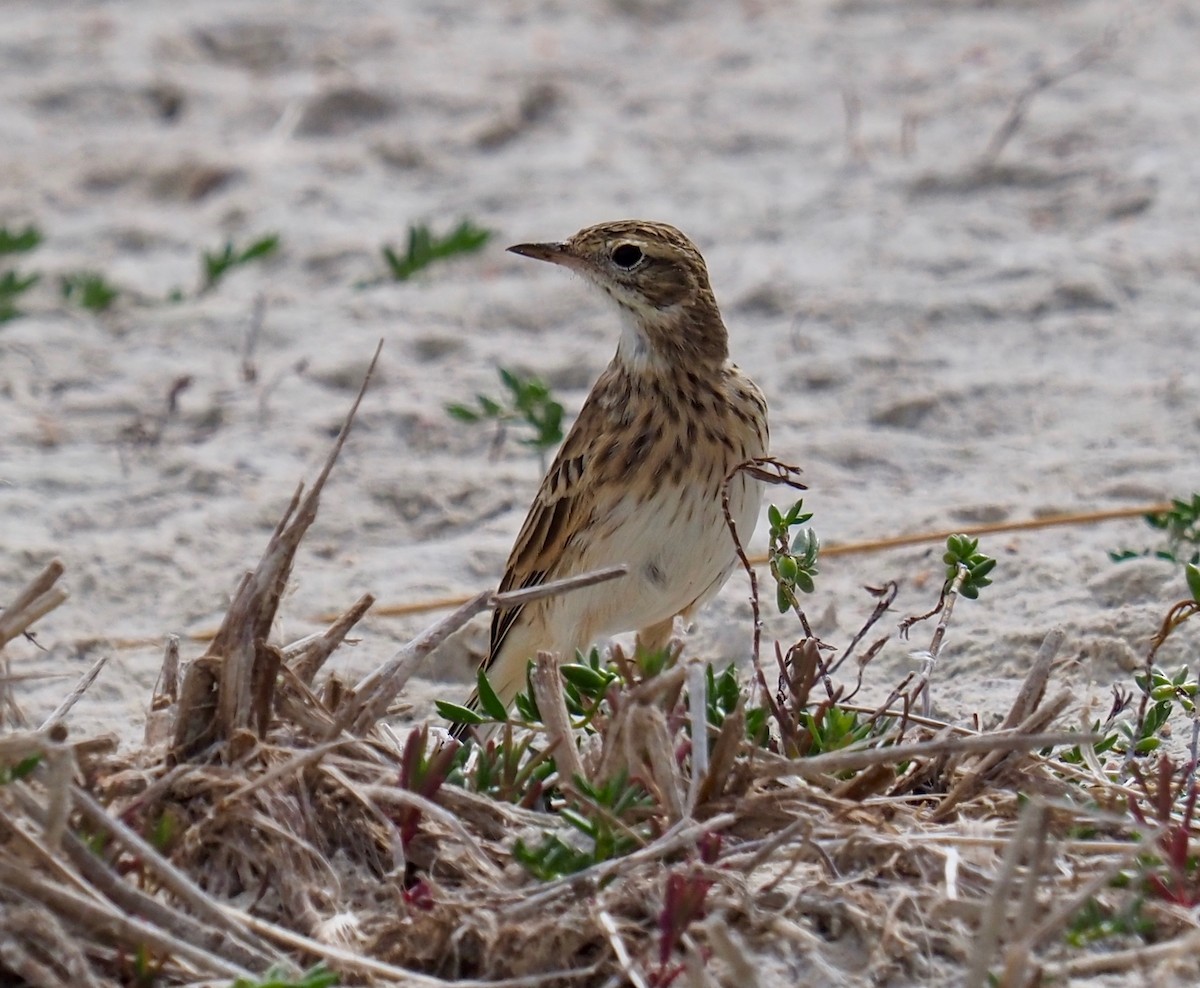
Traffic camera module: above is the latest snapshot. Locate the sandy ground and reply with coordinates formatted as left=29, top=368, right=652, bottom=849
left=2, top=0, right=1198, bottom=787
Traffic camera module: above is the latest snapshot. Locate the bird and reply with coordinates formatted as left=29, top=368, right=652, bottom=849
left=456, top=220, right=769, bottom=731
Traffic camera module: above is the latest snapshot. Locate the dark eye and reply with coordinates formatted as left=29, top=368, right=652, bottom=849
left=611, top=243, right=644, bottom=269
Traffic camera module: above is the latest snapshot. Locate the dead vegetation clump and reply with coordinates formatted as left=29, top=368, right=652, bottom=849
left=3, top=354, right=1200, bottom=987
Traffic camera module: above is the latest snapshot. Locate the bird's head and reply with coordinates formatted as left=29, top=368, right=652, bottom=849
left=508, top=220, right=728, bottom=370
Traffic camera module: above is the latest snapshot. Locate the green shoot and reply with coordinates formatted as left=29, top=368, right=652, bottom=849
left=200, top=233, right=280, bottom=294
left=0, top=754, right=40, bottom=785
left=0, top=224, right=42, bottom=255
left=447, top=367, right=565, bottom=461
left=0, top=269, right=39, bottom=323
left=1065, top=896, right=1152, bottom=947
left=61, top=271, right=119, bottom=312
left=766, top=498, right=819, bottom=613
left=513, top=771, right=652, bottom=880
left=943, top=534, right=996, bottom=600
left=1111, top=494, right=1200, bottom=566
left=381, top=220, right=491, bottom=281
left=231, top=964, right=338, bottom=988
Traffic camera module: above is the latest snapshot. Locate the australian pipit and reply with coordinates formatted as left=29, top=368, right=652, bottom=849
left=462, top=220, right=769, bottom=723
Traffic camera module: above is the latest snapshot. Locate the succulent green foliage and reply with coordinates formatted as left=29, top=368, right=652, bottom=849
left=943, top=534, right=996, bottom=600
left=767, top=498, right=819, bottom=613
left=704, top=664, right=770, bottom=747
left=1112, top=494, right=1200, bottom=566
left=513, top=770, right=652, bottom=880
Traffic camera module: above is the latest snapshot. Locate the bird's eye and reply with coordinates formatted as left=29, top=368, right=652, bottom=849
left=610, top=243, right=644, bottom=269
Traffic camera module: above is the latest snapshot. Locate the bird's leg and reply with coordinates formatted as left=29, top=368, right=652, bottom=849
left=635, top=615, right=678, bottom=658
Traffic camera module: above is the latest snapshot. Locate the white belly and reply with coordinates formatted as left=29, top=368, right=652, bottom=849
left=544, top=471, right=762, bottom=645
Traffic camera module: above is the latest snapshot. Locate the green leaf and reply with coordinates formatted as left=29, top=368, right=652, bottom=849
left=380, top=220, right=492, bottom=282
left=435, top=700, right=485, bottom=725
left=775, top=583, right=790, bottom=614
left=1, top=754, right=41, bottom=785
left=1187, top=563, right=1200, bottom=603
left=0, top=225, right=42, bottom=254
left=777, top=555, right=799, bottom=583
left=559, top=663, right=614, bottom=692
left=475, top=668, right=509, bottom=721
left=238, top=234, right=280, bottom=263
left=446, top=403, right=481, bottom=422
left=60, top=271, right=118, bottom=312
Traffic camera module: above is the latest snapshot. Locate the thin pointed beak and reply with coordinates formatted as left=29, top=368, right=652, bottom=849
left=507, top=241, right=571, bottom=265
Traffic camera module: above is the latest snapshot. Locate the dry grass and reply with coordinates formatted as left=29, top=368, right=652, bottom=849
left=3, top=354, right=1200, bottom=988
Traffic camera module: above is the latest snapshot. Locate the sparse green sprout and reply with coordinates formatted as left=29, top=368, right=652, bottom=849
left=767, top=498, right=819, bottom=613
left=801, top=705, right=880, bottom=759
left=0, top=269, right=39, bottom=323
left=381, top=220, right=491, bottom=281
left=943, top=534, right=995, bottom=600
left=0, top=224, right=42, bottom=254
left=1187, top=563, right=1200, bottom=603
left=513, top=770, right=652, bottom=880
left=232, top=964, right=338, bottom=988
left=704, top=664, right=770, bottom=747
left=0, top=754, right=40, bottom=785
left=1066, top=896, right=1153, bottom=947
left=447, top=367, right=565, bottom=459
left=200, top=233, right=280, bottom=294
left=61, top=271, right=119, bottom=312
left=1111, top=494, right=1200, bottom=566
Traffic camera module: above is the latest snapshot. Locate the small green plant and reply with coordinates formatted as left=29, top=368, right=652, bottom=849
left=394, top=725, right=459, bottom=851
left=200, top=233, right=280, bottom=294
left=513, top=770, right=653, bottom=880
left=942, top=534, right=996, bottom=600
left=704, top=663, right=770, bottom=747
left=0, top=224, right=42, bottom=254
left=61, top=271, right=119, bottom=312
left=447, top=367, right=565, bottom=461
left=0, top=269, right=39, bottom=323
left=767, top=498, right=819, bottom=613
left=1065, top=894, right=1152, bottom=947
left=0, top=224, right=42, bottom=323
left=447, top=724, right=557, bottom=807
left=0, top=754, right=40, bottom=785
left=1111, top=494, right=1200, bottom=566
left=231, top=964, right=338, bottom=988
left=381, top=220, right=491, bottom=282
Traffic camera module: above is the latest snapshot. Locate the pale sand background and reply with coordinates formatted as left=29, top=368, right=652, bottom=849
left=2, top=1, right=1198, bottom=753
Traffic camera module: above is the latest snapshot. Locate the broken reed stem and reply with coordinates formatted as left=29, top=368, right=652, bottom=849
left=0, top=559, right=68, bottom=649
left=0, top=859, right=253, bottom=981
left=341, top=565, right=626, bottom=737
left=756, top=729, right=1099, bottom=780
left=685, top=660, right=709, bottom=816
left=533, top=651, right=587, bottom=785
left=39, top=654, right=108, bottom=732
left=913, top=563, right=968, bottom=718
left=966, top=799, right=1046, bottom=988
